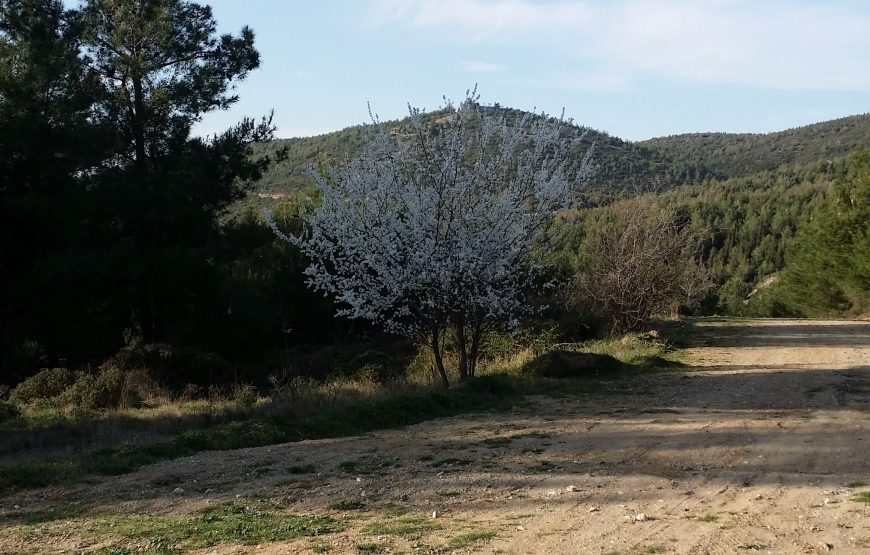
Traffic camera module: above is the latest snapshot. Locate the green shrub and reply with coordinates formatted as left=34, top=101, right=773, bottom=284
left=521, top=350, right=623, bottom=378
left=58, top=367, right=128, bottom=410
left=232, top=384, right=258, bottom=410
left=10, top=368, right=75, bottom=404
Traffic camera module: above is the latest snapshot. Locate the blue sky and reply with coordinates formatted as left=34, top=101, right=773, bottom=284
left=126, top=1, right=870, bottom=141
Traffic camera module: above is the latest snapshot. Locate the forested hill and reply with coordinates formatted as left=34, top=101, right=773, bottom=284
left=249, top=111, right=870, bottom=198
left=639, top=114, right=870, bottom=182
left=249, top=112, right=672, bottom=198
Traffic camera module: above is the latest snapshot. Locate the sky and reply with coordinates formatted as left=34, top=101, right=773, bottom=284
left=186, top=1, right=867, bottom=141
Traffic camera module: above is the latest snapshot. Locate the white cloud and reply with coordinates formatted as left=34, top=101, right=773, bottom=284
left=461, top=60, right=508, bottom=73
left=367, top=0, right=870, bottom=91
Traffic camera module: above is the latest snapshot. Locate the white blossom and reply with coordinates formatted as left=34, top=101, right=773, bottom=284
left=268, top=89, right=592, bottom=385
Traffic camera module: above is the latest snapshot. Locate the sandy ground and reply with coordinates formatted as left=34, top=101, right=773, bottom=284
left=2, top=318, right=869, bottom=554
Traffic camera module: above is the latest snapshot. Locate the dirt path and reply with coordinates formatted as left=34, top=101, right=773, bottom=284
left=2, top=319, right=870, bottom=554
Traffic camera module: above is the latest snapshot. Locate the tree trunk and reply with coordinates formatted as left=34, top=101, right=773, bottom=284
left=467, top=319, right=484, bottom=379
left=131, top=74, right=146, bottom=167
left=431, top=328, right=449, bottom=388
left=455, top=320, right=469, bottom=382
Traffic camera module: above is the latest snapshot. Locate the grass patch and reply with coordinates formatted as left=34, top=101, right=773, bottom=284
left=529, top=460, right=557, bottom=472
left=696, top=513, right=719, bottom=522
left=7, top=503, right=342, bottom=554
left=287, top=464, right=316, bottom=474
left=363, top=514, right=440, bottom=538
left=356, top=544, right=389, bottom=554
left=448, top=531, right=497, bottom=548
left=846, top=481, right=867, bottom=488
left=330, top=500, right=367, bottom=511
left=851, top=491, right=870, bottom=503
left=481, top=436, right=512, bottom=448
left=0, top=375, right=519, bottom=493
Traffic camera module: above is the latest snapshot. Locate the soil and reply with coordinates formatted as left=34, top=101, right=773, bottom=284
left=2, top=318, right=869, bottom=554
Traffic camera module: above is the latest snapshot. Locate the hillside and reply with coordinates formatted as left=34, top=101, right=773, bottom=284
left=640, top=113, right=870, bottom=181
left=248, top=109, right=673, bottom=200
left=249, top=111, right=870, bottom=201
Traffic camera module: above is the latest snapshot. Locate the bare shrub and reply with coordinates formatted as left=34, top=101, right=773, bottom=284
left=565, top=197, right=712, bottom=332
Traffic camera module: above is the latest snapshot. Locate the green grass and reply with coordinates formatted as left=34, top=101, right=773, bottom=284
left=0, top=375, right=520, bottom=492
left=1, top=334, right=687, bottom=494
left=448, top=531, right=497, bottom=548
left=529, top=460, right=557, bottom=472
left=696, top=513, right=720, bottom=522
left=363, top=514, right=440, bottom=538
left=846, top=480, right=867, bottom=488
left=481, top=436, right=512, bottom=448
left=4, top=503, right=342, bottom=554
left=356, top=543, right=389, bottom=554
left=330, top=500, right=367, bottom=511
left=851, top=491, right=870, bottom=503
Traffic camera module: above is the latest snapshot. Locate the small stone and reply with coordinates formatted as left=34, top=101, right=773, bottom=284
left=566, top=485, right=580, bottom=492
left=818, top=541, right=834, bottom=551
left=432, top=510, right=439, bottom=518
left=824, top=498, right=838, bottom=505
left=173, top=487, right=185, bottom=495
left=588, top=506, right=600, bottom=513
left=635, top=513, right=648, bottom=522
left=13, top=505, right=19, bottom=510
left=204, top=488, right=214, bottom=495
left=516, top=525, right=525, bottom=531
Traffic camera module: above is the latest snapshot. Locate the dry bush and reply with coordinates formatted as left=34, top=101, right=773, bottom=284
left=566, top=198, right=712, bottom=333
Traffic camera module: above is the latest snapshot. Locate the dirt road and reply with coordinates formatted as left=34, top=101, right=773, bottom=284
left=2, top=319, right=869, bottom=554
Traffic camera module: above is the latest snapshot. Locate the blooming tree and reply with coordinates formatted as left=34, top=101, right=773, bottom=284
left=269, top=90, right=592, bottom=386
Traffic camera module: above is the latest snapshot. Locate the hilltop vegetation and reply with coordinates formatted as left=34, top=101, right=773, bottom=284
left=249, top=111, right=672, bottom=201
left=250, top=112, right=870, bottom=202
left=640, top=114, right=870, bottom=181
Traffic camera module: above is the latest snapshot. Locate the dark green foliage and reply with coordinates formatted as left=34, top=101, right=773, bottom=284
left=641, top=114, right=870, bottom=181
left=247, top=111, right=674, bottom=202
left=522, top=351, right=623, bottom=378
left=0, top=0, right=300, bottom=383
left=776, top=150, right=870, bottom=316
